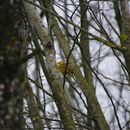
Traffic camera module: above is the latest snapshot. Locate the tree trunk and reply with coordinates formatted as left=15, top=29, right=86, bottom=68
left=0, top=1, right=25, bottom=130
left=120, top=0, right=130, bottom=82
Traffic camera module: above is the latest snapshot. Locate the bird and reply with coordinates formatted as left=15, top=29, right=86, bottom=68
left=56, top=61, right=74, bottom=75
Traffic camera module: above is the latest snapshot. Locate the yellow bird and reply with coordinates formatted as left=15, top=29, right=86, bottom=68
left=56, top=61, right=74, bottom=75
